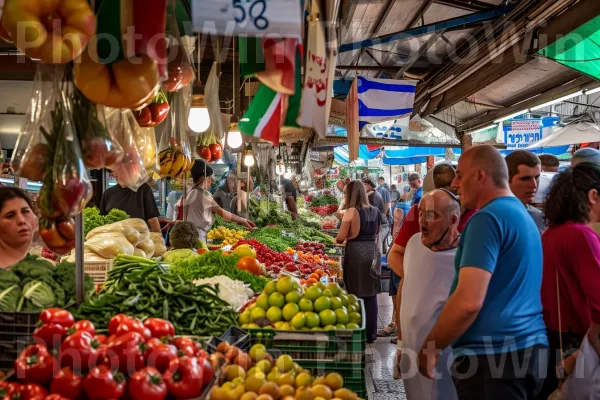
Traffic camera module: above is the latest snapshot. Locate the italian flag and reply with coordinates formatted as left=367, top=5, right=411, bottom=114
left=239, top=41, right=303, bottom=146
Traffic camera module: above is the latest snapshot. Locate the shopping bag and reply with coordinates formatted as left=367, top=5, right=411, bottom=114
left=559, top=334, right=600, bottom=399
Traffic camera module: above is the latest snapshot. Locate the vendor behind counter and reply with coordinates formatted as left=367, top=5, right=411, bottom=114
left=99, top=182, right=161, bottom=233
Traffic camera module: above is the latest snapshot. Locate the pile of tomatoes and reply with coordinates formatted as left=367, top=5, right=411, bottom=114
left=3, top=309, right=213, bottom=400
left=232, top=239, right=293, bottom=268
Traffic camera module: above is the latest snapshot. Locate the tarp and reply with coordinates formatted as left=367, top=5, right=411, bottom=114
left=525, top=122, right=600, bottom=149
left=333, top=145, right=381, bottom=164
left=539, top=15, right=600, bottom=80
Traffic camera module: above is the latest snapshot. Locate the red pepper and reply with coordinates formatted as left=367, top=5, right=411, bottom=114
left=163, top=357, right=204, bottom=399
left=128, top=367, right=167, bottom=400
left=15, top=383, right=48, bottom=400
left=135, top=91, right=170, bottom=128
left=95, top=334, right=108, bottom=345
left=39, top=309, right=74, bottom=329
left=145, top=343, right=177, bottom=374
left=68, top=320, right=95, bottom=337
left=107, top=332, right=147, bottom=374
left=14, top=344, right=57, bottom=385
left=50, top=367, right=83, bottom=400
left=115, top=318, right=151, bottom=340
left=59, top=331, right=100, bottom=373
left=82, top=366, right=126, bottom=400
left=108, top=314, right=131, bottom=335
left=197, top=355, right=214, bottom=387
left=0, top=382, right=20, bottom=398
left=171, top=337, right=195, bottom=358
left=33, top=323, right=66, bottom=349
left=45, top=395, right=70, bottom=400
left=135, top=107, right=153, bottom=126
left=143, top=318, right=175, bottom=339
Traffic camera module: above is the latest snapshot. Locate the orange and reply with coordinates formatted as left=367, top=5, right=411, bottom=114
left=306, top=278, right=318, bottom=286
left=237, top=256, right=262, bottom=275
left=198, top=248, right=208, bottom=254
left=315, top=269, right=325, bottom=277
left=309, top=273, right=320, bottom=281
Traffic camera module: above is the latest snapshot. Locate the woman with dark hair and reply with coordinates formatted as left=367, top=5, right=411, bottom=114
left=0, top=187, right=38, bottom=268
left=538, top=162, right=600, bottom=397
left=335, top=180, right=381, bottom=342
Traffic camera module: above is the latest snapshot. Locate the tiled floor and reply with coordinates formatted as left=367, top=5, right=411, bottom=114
left=365, top=293, right=407, bottom=400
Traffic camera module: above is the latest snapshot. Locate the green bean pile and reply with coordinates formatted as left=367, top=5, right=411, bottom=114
left=73, top=255, right=238, bottom=336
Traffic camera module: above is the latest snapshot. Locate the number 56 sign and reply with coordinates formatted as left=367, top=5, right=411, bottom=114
left=192, top=0, right=302, bottom=38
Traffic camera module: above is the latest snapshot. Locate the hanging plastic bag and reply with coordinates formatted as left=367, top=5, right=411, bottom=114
left=39, top=217, right=76, bottom=256
left=104, top=108, right=150, bottom=191
left=134, top=90, right=170, bottom=128
left=157, top=90, right=193, bottom=178
left=11, top=66, right=56, bottom=182
left=135, top=125, right=160, bottom=176
left=162, top=0, right=194, bottom=92
left=72, top=88, right=123, bottom=170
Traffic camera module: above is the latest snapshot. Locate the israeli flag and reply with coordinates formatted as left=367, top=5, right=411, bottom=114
left=357, top=76, right=418, bottom=130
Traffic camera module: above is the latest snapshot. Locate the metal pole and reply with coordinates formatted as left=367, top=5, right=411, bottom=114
left=75, top=213, right=85, bottom=304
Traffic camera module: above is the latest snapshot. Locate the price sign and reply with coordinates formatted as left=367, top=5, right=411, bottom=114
left=309, top=151, right=320, bottom=161
left=192, top=0, right=302, bottom=38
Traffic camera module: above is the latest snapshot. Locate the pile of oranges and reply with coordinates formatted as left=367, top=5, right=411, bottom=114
left=299, top=268, right=327, bottom=286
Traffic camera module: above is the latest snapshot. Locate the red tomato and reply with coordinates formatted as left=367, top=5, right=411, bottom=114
left=50, top=367, right=83, bottom=399
left=33, top=323, right=66, bottom=349
left=59, top=331, right=99, bottom=372
left=83, top=366, right=126, bottom=400
left=163, top=357, right=204, bottom=399
left=209, top=143, right=222, bottom=161
left=108, top=314, right=131, bottom=335
left=14, top=344, right=58, bottom=385
left=128, top=367, right=167, bottom=400
left=171, top=337, right=195, bottom=358
left=68, top=320, right=96, bottom=337
left=39, top=309, right=74, bottom=329
left=115, top=319, right=151, bottom=340
left=143, top=318, right=175, bottom=339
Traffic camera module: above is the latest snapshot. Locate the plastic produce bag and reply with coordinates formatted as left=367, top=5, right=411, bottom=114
left=104, top=108, right=149, bottom=191
left=133, top=248, right=147, bottom=258
left=120, top=218, right=150, bottom=234
left=86, top=222, right=140, bottom=246
left=157, top=89, right=193, bottom=178
left=136, top=125, right=159, bottom=175
left=196, top=62, right=223, bottom=163
left=162, top=0, right=194, bottom=92
left=85, top=233, right=135, bottom=259
left=73, top=88, right=123, bottom=170
left=66, top=251, right=109, bottom=263
left=12, top=65, right=58, bottom=182
left=136, top=238, right=155, bottom=258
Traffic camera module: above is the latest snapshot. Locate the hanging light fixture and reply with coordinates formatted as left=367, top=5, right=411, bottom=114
left=243, top=144, right=255, bottom=167
left=227, top=122, right=243, bottom=149
left=284, top=167, right=292, bottom=179
left=188, top=94, right=211, bottom=133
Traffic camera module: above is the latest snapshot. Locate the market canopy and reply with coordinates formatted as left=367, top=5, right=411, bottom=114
left=525, top=122, right=600, bottom=149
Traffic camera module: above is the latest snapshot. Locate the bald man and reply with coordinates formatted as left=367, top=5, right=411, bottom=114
left=417, top=145, right=548, bottom=399
left=399, top=189, right=460, bottom=400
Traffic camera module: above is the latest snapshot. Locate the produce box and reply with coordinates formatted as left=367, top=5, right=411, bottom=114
left=83, top=259, right=114, bottom=285
left=0, top=312, right=38, bottom=371
left=246, top=299, right=366, bottom=363
left=207, top=326, right=250, bottom=353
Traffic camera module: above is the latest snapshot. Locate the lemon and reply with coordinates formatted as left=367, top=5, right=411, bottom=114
left=251, top=308, right=266, bottom=321
left=276, top=354, right=294, bottom=373
left=266, top=306, right=283, bottom=323
left=282, top=303, right=300, bottom=321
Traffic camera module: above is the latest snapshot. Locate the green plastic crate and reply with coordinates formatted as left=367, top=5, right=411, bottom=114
left=296, top=359, right=366, bottom=399
left=248, top=299, right=366, bottom=363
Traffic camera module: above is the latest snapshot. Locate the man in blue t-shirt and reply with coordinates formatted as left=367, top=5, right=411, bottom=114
left=417, top=145, right=548, bottom=399
left=408, top=172, right=423, bottom=206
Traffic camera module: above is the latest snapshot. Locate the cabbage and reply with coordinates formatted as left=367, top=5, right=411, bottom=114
left=162, top=249, right=200, bottom=264
left=0, top=285, right=21, bottom=312
left=17, top=280, right=56, bottom=311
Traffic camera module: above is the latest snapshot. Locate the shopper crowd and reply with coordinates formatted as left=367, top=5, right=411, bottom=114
left=335, top=144, right=600, bottom=400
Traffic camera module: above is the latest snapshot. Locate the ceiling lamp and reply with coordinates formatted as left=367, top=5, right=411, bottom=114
left=188, top=94, right=210, bottom=133
left=227, top=123, right=243, bottom=149
left=284, top=168, right=292, bottom=179
left=243, top=144, right=255, bottom=167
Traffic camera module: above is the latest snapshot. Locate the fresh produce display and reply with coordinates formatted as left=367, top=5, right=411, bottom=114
left=207, top=226, right=249, bottom=246
left=231, top=240, right=293, bottom=269
left=246, top=229, right=297, bottom=252
left=310, top=204, right=339, bottom=216
left=171, top=251, right=269, bottom=293
left=8, top=308, right=215, bottom=400
left=248, top=201, right=293, bottom=228
left=296, top=228, right=335, bottom=245
left=208, top=343, right=363, bottom=400
left=309, top=194, right=338, bottom=207
left=162, top=249, right=200, bottom=264
left=239, top=277, right=362, bottom=331
left=0, top=256, right=94, bottom=312
left=192, top=276, right=254, bottom=310
left=213, top=215, right=250, bottom=233
left=74, top=255, right=238, bottom=336
left=321, top=216, right=338, bottom=229
left=83, top=208, right=129, bottom=237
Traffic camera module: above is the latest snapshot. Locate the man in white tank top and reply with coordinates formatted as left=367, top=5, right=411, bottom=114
left=400, top=189, right=461, bottom=400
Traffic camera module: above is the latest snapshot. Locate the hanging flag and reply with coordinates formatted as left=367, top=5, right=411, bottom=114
left=346, top=77, right=359, bottom=162
left=356, top=76, right=417, bottom=130
left=297, top=0, right=329, bottom=138
left=239, top=37, right=298, bottom=95
left=239, top=42, right=303, bottom=146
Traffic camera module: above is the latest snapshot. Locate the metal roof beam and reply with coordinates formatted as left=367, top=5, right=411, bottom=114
left=393, top=30, right=446, bottom=78
left=433, top=0, right=495, bottom=12
left=339, top=6, right=513, bottom=52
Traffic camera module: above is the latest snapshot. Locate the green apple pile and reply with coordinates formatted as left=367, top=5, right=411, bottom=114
left=239, top=276, right=362, bottom=330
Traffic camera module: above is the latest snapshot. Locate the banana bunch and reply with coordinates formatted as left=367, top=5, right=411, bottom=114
left=158, top=147, right=193, bottom=178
